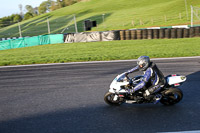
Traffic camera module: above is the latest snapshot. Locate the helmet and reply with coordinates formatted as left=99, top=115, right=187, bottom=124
left=137, top=56, right=150, bottom=71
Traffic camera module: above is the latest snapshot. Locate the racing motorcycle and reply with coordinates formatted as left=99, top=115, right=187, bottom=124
left=104, top=72, right=186, bottom=106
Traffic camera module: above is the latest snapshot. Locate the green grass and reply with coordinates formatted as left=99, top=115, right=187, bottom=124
left=0, top=0, right=200, bottom=38
left=0, top=38, right=200, bottom=66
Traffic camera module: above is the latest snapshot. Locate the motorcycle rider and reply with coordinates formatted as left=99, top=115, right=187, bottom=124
left=125, top=56, right=166, bottom=102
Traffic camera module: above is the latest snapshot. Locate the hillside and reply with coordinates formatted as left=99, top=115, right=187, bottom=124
left=0, top=0, right=200, bottom=38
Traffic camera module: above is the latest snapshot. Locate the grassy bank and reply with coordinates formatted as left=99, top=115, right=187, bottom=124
left=0, top=0, right=200, bottom=38
left=0, top=38, right=199, bottom=66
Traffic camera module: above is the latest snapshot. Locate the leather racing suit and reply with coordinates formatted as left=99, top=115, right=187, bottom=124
left=125, top=62, right=166, bottom=95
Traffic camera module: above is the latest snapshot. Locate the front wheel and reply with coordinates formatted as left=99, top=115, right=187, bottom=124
left=160, top=88, right=183, bottom=105
left=104, top=92, right=124, bottom=106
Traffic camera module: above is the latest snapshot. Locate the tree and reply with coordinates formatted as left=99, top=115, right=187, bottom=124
left=50, top=1, right=59, bottom=11
left=25, top=5, right=38, bottom=16
left=64, top=0, right=77, bottom=6
left=13, top=14, right=22, bottom=22
left=38, top=0, right=53, bottom=14
left=33, top=7, right=39, bottom=15
left=0, top=14, right=23, bottom=28
left=0, top=16, right=14, bottom=27
left=57, top=0, right=66, bottom=8
left=38, top=2, right=47, bottom=14
left=24, top=12, right=33, bottom=20
left=25, top=5, right=34, bottom=14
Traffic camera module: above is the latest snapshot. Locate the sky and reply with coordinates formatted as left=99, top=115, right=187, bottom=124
left=0, top=0, right=46, bottom=18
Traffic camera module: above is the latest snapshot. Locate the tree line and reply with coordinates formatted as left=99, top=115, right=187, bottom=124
left=0, top=0, right=82, bottom=28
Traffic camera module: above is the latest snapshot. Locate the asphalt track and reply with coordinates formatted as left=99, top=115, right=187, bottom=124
left=0, top=57, right=200, bottom=133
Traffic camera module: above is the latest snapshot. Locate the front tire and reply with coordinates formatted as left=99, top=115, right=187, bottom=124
left=160, top=88, right=183, bottom=105
left=104, top=92, right=123, bottom=106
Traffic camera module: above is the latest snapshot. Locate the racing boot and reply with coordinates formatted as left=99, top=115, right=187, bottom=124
left=143, top=89, right=162, bottom=104
left=143, top=90, right=154, bottom=101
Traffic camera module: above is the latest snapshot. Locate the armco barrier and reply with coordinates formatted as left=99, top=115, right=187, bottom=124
left=0, top=34, right=64, bottom=50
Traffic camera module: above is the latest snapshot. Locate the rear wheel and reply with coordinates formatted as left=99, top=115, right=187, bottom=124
left=104, top=92, right=123, bottom=106
left=160, top=88, right=183, bottom=105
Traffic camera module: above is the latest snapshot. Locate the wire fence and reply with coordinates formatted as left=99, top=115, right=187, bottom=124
left=0, top=12, right=200, bottom=39
left=191, top=6, right=200, bottom=26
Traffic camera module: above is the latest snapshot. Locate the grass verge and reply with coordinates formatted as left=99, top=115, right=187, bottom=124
left=0, top=38, right=200, bottom=66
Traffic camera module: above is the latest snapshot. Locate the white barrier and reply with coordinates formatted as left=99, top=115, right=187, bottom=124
left=64, top=30, right=120, bottom=43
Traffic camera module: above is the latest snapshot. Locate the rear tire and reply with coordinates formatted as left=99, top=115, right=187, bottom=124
left=104, top=92, right=123, bottom=106
left=160, top=88, right=183, bottom=105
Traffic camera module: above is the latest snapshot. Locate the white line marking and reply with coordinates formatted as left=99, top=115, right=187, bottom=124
left=158, top=130, right=200, bottom=133
left=0, top=56, right=200, bottom=68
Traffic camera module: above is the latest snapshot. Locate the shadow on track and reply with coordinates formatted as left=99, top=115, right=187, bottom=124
left=0, top=71, right=200, bottom=133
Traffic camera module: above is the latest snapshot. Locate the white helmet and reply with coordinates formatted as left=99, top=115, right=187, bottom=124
left=137, top=56, right=150, bottom=71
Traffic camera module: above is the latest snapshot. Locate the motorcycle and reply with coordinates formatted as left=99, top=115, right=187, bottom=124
left=104, top=72, right=186, bottom=106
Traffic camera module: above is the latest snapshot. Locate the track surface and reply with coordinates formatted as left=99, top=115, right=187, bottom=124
left=0, top=57, right=200, bottom=133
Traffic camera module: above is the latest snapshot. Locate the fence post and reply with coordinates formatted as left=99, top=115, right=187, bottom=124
left=102, top=14, right=106, bottom=28
left=140, top=20, right=143, bottom=25
left=185, top=0, right=189, bottom=20
left=179, top=13, right=182, bottom=20
left=18, top=22, right=22, bottom=37
left=132, top=20, right=135, bottom=26
left=191, top=5, right=193, bottom=27
left=164, top=15, right=167, bottom=22
left=151, top=18, right=154, bottom=24
left=47, top=17, right=51, bottom=34
left=74, top=14, right=78, bottom=33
